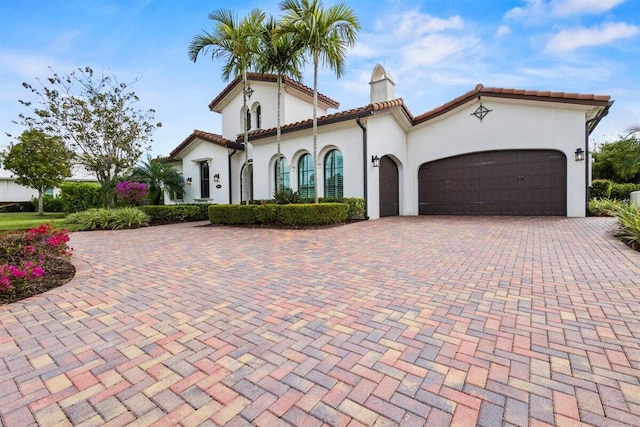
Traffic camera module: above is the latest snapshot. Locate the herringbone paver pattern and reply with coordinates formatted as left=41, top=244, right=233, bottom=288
left=1, top=217, right=639, bottom=426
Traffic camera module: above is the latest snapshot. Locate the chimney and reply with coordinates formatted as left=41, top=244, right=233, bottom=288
left=369, top=64, right=395, bottom=104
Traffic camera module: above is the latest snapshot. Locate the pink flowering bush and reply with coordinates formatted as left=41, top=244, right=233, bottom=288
left=0, top=224, right=73, bottom=303
left=116, top=181, right=147, bottom=206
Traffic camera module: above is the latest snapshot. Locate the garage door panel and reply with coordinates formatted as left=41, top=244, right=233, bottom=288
left=419, top=150, right=567, bottom=216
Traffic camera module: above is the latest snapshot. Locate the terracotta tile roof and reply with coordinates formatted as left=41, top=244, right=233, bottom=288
left=208, top=73, right=340, bottom=111
left=169, top=130, right=234, bottom=159
left=414, top=84, right=612, bottom=124
left=247, top=98, right=413, bottom=141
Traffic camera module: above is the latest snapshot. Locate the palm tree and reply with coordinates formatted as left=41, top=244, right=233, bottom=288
left=278, top=0, right=360, bottom=203
left=131, top=155, right=184, bottom=205
left=189, top=8, right=265, bottom=204
left=255, top=17, right=305, bottom=193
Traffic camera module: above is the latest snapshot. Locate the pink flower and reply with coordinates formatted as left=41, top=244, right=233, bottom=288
left=8, top=265, right=25, bottom=278
left=31, top=267, right=45, bottom=278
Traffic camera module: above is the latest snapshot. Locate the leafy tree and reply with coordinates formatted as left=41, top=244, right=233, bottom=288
left=593, top=125, right=640, bottom=183
left=189, top=9, right=265, bottom=204
left=279, top=0, right=360, bottom=202
left=1, top=129, right=72, bottom=215
left=130, top=154, right=184, bottom=205
left=16, top=66, right=161, bottom=205
left=255, top=16, right=305, bottom=192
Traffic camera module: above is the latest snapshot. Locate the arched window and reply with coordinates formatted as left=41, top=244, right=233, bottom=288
left=324, top=150, right=343, bottom=198
left=298, top=154, right=314, bottom=199
left=245, top=108, right=251, bottom=132
left=274, top=157, right=290, bottom=191
left=255, top=105, right=261, bottom=129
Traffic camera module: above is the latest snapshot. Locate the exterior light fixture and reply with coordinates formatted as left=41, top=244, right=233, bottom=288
left=575, top=148, right=585, bottom=161
left=244, top=85, right=254, bottom=99
left=186, top=177, right=192, bottom=185
left=372, top=155, right=381, bottom=167
left=213, top=173, right=220, bottom=182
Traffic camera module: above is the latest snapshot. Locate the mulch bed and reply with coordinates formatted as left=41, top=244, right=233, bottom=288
left=0, top=259, right=75, bottom=305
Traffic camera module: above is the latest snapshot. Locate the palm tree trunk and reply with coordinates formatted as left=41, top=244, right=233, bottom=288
left=313, top=50, right=319, bottom=204
left=276, top=74, right=282, bottom=194
left=242, top=69, right=250, bottom=205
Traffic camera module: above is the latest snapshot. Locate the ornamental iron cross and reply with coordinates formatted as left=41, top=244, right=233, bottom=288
left=472, top=103, right=492, bottom=122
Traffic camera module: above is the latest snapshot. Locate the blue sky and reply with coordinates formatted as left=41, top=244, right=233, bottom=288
left=1, top=0, right=638, bottom=157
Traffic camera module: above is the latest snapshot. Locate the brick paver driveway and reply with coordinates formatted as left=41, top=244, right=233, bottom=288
left=2, top=217, right=639, bottom=426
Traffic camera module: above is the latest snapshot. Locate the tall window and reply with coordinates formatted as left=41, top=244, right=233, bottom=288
left=200, top=161, right=210, bottom=198
left=245, top=108, right=251, bottom=132
left=298, top=154, right=314, bottom=198
left=275, top=157, right=290, bottom=191
left=255, top=105, right=261, bottom=129
left=324, top=150, right=343, bottom=198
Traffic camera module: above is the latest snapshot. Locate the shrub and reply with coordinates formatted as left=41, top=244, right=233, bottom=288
left=60, top=182, right=103, bottom=213
left=66, top=208, right=150, bottom=230
left=610, top=183, right=640, bottom=201
left=588, top=198, right=623, bottom=217
left=116, top=181, right=147, bottom=206
left=209, top=203, right=349, bottom=226
left=0, top=202, right=36, bottom=213
left=590, top=179, right=612, bottom=200
left=613, top=204, right=640, bottom=251
left=140, top=205, right=211, bottom=225
left=0, top=224, right=72, bottom=301
left=31, top=194, right=64, bottom=212
left=273, top=188, right=302, bottom=204
left=320, top=197, right=365, bottom=219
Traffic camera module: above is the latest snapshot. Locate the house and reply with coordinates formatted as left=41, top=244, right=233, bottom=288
left=166, top=64, right=612, bottom=218
left=0, top=148, right=98, bottom=203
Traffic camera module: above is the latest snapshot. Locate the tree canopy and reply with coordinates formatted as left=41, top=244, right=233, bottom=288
left=1, top=129, right=73, bottom=215
left=17, top=66, right=161, bottom=186
left=593, top=125, right=640, bottom=183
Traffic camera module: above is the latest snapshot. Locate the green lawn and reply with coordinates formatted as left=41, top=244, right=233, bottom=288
left=0, top=212, right=69, bottom=231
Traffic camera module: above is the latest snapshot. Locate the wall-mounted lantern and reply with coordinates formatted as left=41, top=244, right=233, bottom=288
left=213, top=173, right=220, bottom=182
left=372, top=155, right=381, bottom=167
left=186, top=177, right=193, bottom=185
left=575, top=148, right=585, bottom=161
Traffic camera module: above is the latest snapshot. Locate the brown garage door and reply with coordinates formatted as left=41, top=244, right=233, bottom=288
left=419, top=150, right=566, bottom=215
left=379, top=155, right=399, bottom=217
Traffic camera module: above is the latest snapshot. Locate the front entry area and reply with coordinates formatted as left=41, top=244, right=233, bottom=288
left=379, top=155, right=399, bottom=217
left=418, top=150, right=567, bottom=216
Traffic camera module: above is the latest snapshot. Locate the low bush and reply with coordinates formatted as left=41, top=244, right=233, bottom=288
left=140, top=204, right=211, bottom=225
left=1, top=224, right=73, bottom=303
left=66, top=208, right=150, bottom=230
left=590, top=179, right=612, bottom=199
left=32, top=194, right=64, bottom=213
left=273, top=188, right=301, bottom=204
left=610, top=183, right=640, bottom=201
left=60, top=182, right=103, bottom=213
left=613, top=204, right=640, bottom=251
left=320, top=197, right=365, bottom=219
left=588, top=198, right=623, bottom=217
left=209, top=203, right=349, bottom=226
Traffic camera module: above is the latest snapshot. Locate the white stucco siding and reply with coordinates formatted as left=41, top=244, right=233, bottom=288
left=178, top=140, right=229, bottom=204
left=407, top=99, right=590, bottom=216
left=282, top=90, right=328, bottom=125
left=219, top=83, right=281, bottom=140
left=250, top=123, right=363, bottom=201
left=366, top=114, right=409, bottom=219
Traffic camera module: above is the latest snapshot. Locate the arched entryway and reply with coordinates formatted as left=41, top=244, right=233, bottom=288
left=379, top=155, right=399, bottom=217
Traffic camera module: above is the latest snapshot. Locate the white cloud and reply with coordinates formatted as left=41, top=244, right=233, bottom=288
left=504, top=0, right=549, bottom=24
left=550, top=0, right=626, bottom=16
left=545, top=22, right=639, bottom=52
left=496, top=25, right=512, bottom=37
left=373, top=10, right=464, bottom=38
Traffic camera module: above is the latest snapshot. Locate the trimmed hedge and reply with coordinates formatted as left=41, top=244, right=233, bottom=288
left=60, top=182, right=103, bottom=213
left=209, top=203, right=349, bottom=226
left=320, top=197, right=365, bottom=220
left=140, top=204, right=212, bottom=225
left=611, top=183, right=640, bottom=201
left=0, top=202, right=35, bottom=213
left=590, top=179, right=612, bottom=199
left=31, top=194, right=64, bottom=213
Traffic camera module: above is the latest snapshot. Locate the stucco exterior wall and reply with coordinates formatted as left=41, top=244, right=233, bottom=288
left=282, top=90, right=329, bottom=125
left=406, top=99, right=590, bottom=217
left=177, top=140, right=229, bottom=204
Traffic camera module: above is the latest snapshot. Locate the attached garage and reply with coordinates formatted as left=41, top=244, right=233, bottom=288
left=418, top=150, right=567, bottom=216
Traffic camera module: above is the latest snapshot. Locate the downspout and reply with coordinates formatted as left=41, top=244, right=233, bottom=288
left=356, top=117, right=369, bottom=220
left=228, top=149, right=238, bottom=204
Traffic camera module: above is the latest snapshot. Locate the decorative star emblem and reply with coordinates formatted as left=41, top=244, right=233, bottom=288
left=472, top=104, right=492, bottom=122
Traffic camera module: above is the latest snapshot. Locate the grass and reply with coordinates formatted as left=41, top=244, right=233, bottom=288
left=0, top=212, right=70, bottom=231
